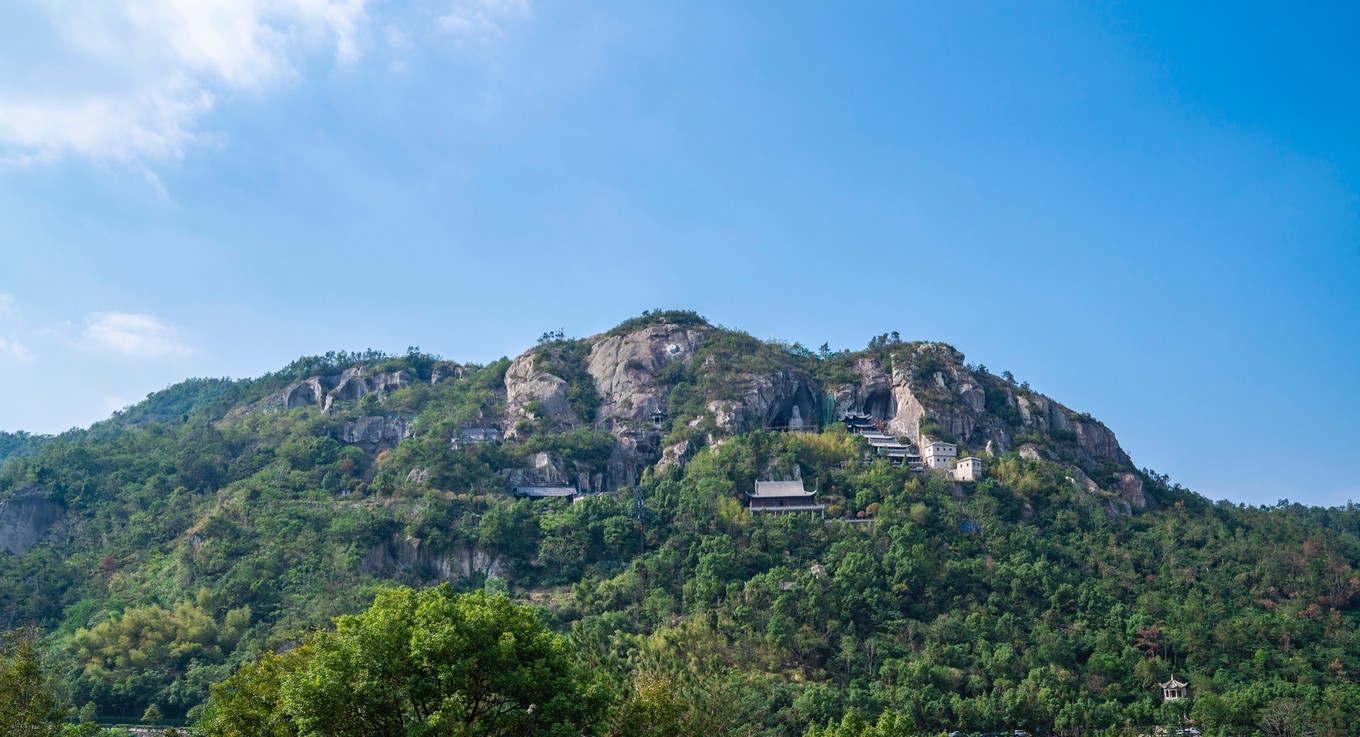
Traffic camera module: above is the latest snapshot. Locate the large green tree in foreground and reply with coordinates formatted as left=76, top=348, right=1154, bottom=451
left=200, top=585, right=603, bottom=737
left=0, top=629, right=67, bottom=737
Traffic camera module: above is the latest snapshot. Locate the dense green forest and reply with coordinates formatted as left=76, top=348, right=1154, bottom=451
left=1, top=313, right=1358, bottom=736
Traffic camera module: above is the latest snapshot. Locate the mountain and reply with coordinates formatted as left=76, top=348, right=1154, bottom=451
left=1, top=311, right=1357, bottom=734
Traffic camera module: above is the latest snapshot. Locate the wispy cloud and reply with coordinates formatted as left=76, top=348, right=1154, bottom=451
left=84, top=312, right=190, bottom=357
left=437, top=0, right=531, bottom=46
left=0, top=336, right=32, bottom=361
left=0, top=294, right=14, bottom=316
left=0, top=0, right=370, bottom=165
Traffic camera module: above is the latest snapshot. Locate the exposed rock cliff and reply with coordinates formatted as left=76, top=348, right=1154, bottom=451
left=586, top=323, right=708, bottom=487
left=504, top=351, right=579, bottom=438
left=493, top=318, right=1137, bottom=501
left=363, top=533, right=500, bottom=583
left=0, top=485, right=64, bottom=554
left=830, top=343, right=1130, bottom=477
left=832, top=358, right=894, bottom=420
left=725, top=367, right=823, bottom=433
left=231, top=365, right=414, bottom=419
left=589, top=324, right=707, bottom=432
left=341, top=416, right=414, bottom=453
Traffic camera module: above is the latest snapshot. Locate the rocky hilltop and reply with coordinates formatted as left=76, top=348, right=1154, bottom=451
left=0, top=310, right=1148, bottom=555
left=491, top=314, right=1140, bottom=506
left=160, top=311, right=1142, bottom=512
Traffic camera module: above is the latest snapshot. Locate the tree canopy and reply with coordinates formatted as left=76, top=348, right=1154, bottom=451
left=202, top=586, right=602, bottom=737
left=0, top=629, right=66, bottom=737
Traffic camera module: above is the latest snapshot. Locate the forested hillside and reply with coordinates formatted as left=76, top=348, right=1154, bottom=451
left=1, top=312, right=1358, bottom=736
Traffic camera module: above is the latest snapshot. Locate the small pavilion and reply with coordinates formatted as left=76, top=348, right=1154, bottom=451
left=1159, top=675, right=1190, bottom=701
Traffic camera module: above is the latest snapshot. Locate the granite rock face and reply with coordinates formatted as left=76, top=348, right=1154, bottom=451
left=588, top=324, right=707, bottom=432
left=0, top=485, right=64, bottom=554
left=832, top=358, right=895, bottom=420
left=363, top=533, right=500, bottom=583
left=330, top=369, right=412, bottom=407
left=730, top=368, right=823, bottom=433
left=232, top=366, right=414, bottom=418
left=1115, top=471, right=1154, bottom=511
left=584, top=323, right=707, bottom=489
left=828, top=343, right=1129, bottom=474
left=504, top=351, right=579, bottom=438
left=495, top=321, right=1139, bottom=503
left=342, top=416, right=415, bottom=452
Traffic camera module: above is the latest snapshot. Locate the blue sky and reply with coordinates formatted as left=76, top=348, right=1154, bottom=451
left=0, top=1, right=1356, bottom=506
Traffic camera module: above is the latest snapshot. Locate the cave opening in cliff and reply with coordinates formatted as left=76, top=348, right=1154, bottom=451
left=772, top=385, right=819, bottom=432
left=862, top=388, right=894, bottom=422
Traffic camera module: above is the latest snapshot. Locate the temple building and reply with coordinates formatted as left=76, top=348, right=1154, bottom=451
left=749, top=479, right=825, bottom=517
left=451, top=426, right=502, bottom=449
left=842, top=411, right=922, bottom=470
left=862, top=431, right=922, bottom=470
left=514, top=486, right=577, bottom=499
left=841, top=410, right=876, bottom=434
left=921, top=440, right=958, bottom=470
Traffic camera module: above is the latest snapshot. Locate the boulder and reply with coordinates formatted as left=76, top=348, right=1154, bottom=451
left=1066, top=466, right=1102, bottom=493
left=431, top=362, right=465, bottom=384
left=657, top=440, right=693, bottom=470
left=501, top=452, right=572, bottom=489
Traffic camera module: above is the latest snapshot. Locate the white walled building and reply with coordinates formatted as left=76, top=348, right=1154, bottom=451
left=952, top=456, right=983, bottom=482
left=921, top=440, right=957, bottom=470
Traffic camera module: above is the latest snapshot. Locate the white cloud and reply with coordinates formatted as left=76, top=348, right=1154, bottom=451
left=0, top=294, right=14, bottom=316
left=84, top=312, right=191, bottom=357
left=437, top=0, right=531, bottom=45
left=0, top=0, right=370, bottom=164
left=0, top=337, right=32, bottom=361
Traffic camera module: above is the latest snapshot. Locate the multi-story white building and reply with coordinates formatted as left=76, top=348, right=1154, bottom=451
left=921, top=440, right=957, bottom=470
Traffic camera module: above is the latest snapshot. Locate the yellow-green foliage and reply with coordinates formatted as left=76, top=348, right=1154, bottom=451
left=788, top=432, right=859, bottom=470
left=990, top=454, right=1062, bottom=498
left=69, top=598, right=250, bottom=682
left=805, top=709, right=916, bottom=737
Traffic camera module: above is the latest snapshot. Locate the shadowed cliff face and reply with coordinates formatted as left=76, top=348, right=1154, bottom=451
left=0, top=485, right=64, bottom=554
